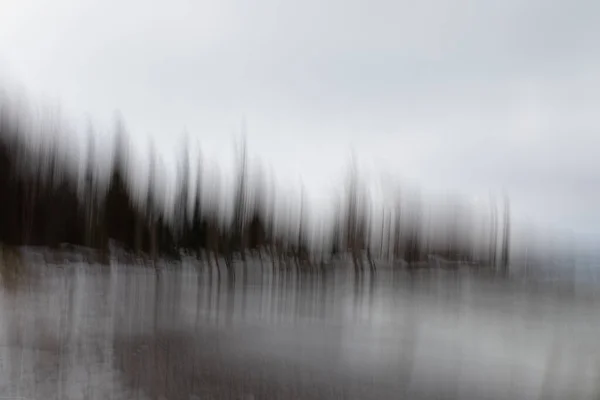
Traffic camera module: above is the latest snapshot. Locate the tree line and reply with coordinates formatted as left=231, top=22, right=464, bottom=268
left=0, top=98, right=511, bottom=276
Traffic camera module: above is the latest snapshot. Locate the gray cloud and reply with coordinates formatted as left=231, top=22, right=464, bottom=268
left=1, top=0, right=599, bottom=239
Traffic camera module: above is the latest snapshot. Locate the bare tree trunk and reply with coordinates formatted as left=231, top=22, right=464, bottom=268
left=22, top=176, right=36, bottom=245
left=489, top=195, right=498, bottom=269
left=500, top=195, right=511, bottom=275
left=379, top=209, right=385, bottom=259
left=150, top=222, right=158, bottom=263
left=134, top=214, right=143, bottom=255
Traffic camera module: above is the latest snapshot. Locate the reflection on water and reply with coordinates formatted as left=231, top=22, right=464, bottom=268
left=0, top=261, right=599, bottom=399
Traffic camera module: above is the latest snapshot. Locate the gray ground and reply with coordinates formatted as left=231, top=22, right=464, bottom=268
left=0, top=257, right=599, bottom=399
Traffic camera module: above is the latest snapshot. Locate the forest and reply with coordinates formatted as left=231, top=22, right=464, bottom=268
left=0, top=94, right=511, bottom=277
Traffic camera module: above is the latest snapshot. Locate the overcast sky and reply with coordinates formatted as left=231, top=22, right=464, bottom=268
left=1, top=0, right=600, bottom=242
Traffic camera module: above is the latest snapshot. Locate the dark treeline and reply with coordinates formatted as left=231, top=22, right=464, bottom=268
left=0, top=97, right=512, bottom=275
